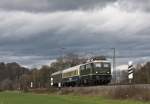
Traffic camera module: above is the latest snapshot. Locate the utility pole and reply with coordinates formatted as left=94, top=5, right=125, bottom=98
left=59, top=47, right=66, bottom=88
left=60, top=47, right=66, bottom=60
left=111, top=48, right=116, bottom=84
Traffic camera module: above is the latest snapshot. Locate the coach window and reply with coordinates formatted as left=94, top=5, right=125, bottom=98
left=80, top=65, right=85, bottom=71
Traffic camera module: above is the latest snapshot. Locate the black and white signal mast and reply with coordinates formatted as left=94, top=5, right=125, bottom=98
left=128, top=61, right=134, bottom=84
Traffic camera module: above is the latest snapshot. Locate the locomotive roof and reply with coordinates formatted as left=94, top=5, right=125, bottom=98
left=62, top=65, right=80, bottom=73
left=87, top=60, right=110, bottom=63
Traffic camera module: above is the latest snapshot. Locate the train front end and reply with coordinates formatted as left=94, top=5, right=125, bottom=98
left=91, top=60, right=112, bottom=84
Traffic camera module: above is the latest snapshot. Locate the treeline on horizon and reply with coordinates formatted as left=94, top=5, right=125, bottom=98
left=0, top=53, right=150, bottom=91
left=0, top=53, right=86, bottom=91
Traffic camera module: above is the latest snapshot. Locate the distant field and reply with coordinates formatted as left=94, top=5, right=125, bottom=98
left=0, top=91, right=149, bottom=104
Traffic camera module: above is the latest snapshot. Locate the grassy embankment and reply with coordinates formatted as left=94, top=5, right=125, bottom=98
left=0, top=91, right=149, bottom=104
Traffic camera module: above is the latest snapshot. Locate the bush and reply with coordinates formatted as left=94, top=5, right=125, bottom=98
left=0, top=88, right=2, bottom=92
left=59, top=85, right=150, bottom=101
left=29, top=87, right=58, bottom=94
left=59, top=87, right=111, bottom=96
left=109, top=85, right=150, bottom=101
left=0, top=79, right=13, bottom=90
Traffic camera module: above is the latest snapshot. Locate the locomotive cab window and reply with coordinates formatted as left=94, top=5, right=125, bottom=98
left=103, top=63, right=110, bottom=68
left=94, top=63, right=102, bottom=68
left=86, top=64, right=92, bottom=69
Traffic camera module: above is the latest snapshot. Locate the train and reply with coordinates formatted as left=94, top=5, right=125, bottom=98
left=50, top=59, right=112, bottom=87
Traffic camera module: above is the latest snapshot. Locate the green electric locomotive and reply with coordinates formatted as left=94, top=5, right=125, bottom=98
left=51, top=59, right=111, bottom=87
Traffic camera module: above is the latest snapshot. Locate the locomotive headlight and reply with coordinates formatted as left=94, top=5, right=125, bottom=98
left=51, top=82, right=53, bottom=86
left=96, top=71, right=98, bottom=74
left=107, top=71, right=110, bottom=74
left=51, top=78, right=53, bottom=81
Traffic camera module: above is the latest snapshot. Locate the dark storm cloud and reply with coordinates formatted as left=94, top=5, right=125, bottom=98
left=0, top=0, right=150, bottom=12
left=0, top=0, right=116, bottom=12
left=0, top=0, right=150, bottom=67
left=117, top=0, right=150, bottom=12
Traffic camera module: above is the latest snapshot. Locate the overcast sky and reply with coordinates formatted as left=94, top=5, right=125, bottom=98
left=0, top=0, right=150, bottom=68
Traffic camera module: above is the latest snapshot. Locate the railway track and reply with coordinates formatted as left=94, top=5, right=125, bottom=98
left=57, top=84, right=150, bottom=96
left=61, top=84, right=150, bottom=91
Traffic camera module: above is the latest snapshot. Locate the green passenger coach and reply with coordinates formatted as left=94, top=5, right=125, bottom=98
left=51, top=59, right=112, bottom=87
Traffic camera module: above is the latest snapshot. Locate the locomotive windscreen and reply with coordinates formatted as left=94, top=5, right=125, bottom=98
left=94, top=62, right=110, bottom=68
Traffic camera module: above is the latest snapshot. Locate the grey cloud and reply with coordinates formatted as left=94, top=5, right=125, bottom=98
left=117, top=0, right=150, bottom=12
left=0, top=1, right=150, bottom=67
left=0, top=53, right=55, bottom=68
left=0, top=0, right=150, bottom=12
left=0, top=0, right=116, bottom=12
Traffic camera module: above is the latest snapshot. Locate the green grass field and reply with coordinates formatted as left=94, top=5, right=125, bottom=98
left=0, top=91, right=149, bottom=104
